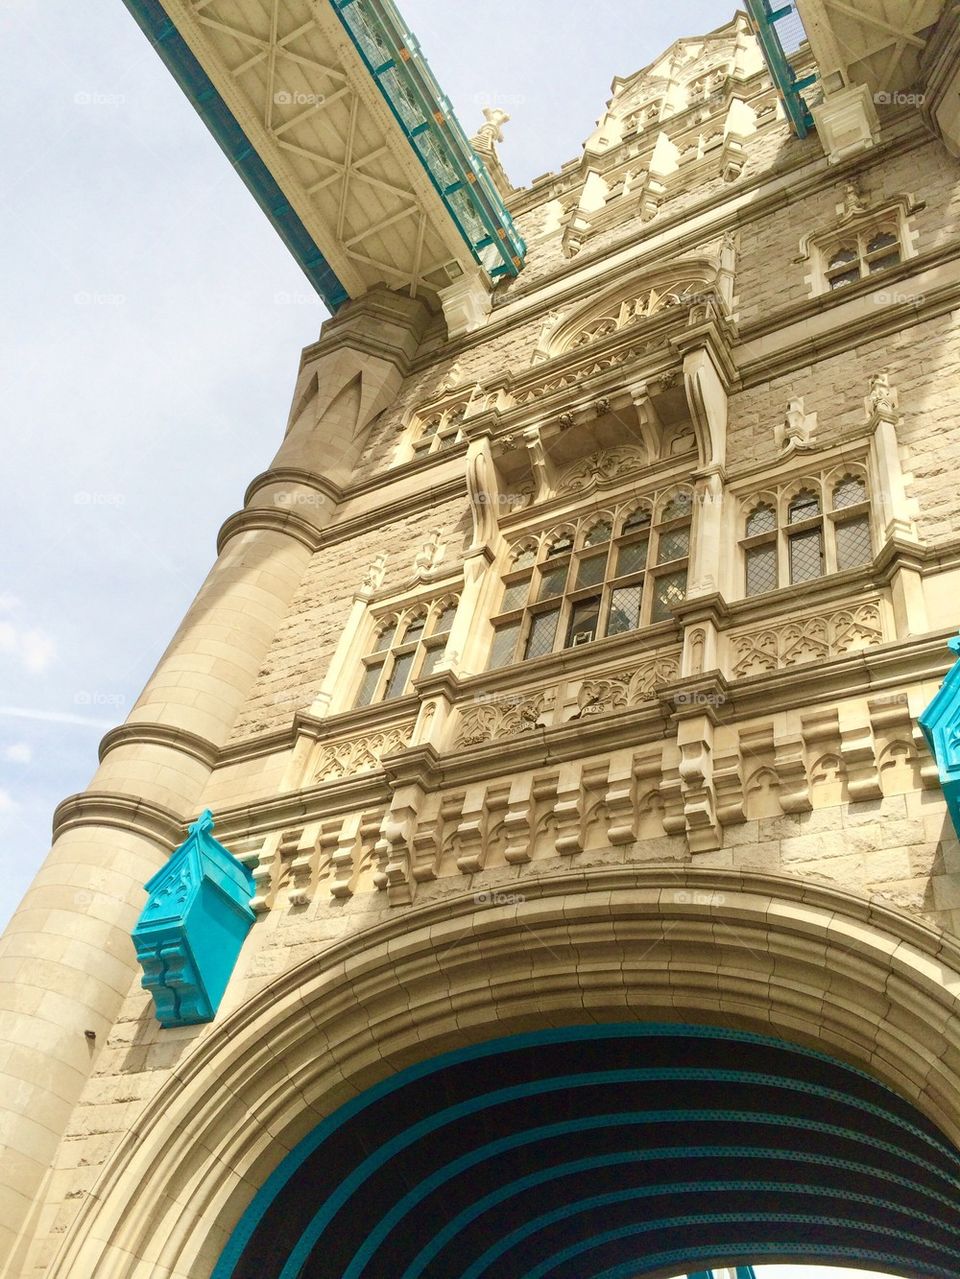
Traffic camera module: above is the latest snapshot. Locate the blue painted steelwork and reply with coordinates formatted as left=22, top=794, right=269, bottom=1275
left=919, top=633, right=960, bottom=838
left=132, top=809, right=255, bottom=1027
left=745, top=0, right=817, bottom=138
left=329, top=0, right=526, bottom=279
left=212, top=1022, right=960, bottom=1279
left=120, top=0, right=350, bottom=311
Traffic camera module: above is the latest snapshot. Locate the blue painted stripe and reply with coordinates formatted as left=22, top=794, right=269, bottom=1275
left=398, top=1145, right=960, bottom=1279
left=282, top=1094, right=959, bottom=1279
left=119, top=0, right=349, bottom=310
left=459, top=1180, right=960, bottom=1279
left=519, top=1211, right=952, bottom=1279
left=212, top=1023, right=953, bottom=1278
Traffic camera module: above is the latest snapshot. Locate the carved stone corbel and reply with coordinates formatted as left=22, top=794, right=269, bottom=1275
left=680, top=345, right=728, bottom=471
left=503, top=775, right=535, bottom=865
left=373, top=784, right=422, bottom=905
left=604, top=751, right=638, bottom=845
left=774, top=734, right=812, bottom=813
left=465, top=435, right=501, bottom=552
left=523, top=424, right=555, bottom=503
left=553, top=761, right=585, bottom=856
left=713, top=747, right=745, bottom=826
left=628, top=383, right=664, bottom=460
left=838, top=713, right=883, bottom=803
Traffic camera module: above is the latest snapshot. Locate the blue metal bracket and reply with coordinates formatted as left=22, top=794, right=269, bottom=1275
left=919, top=634, right=960, bottom=839
left=744, top=0, right=815, bottom=139
left=329, top=0, right=527, bottom=280
left=133, top=809, right=256, bottom=1028
left=120, top=0, right=350, bottom=311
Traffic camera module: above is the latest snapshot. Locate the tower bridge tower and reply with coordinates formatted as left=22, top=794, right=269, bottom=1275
left=4, top=2, right=960, bottom=1277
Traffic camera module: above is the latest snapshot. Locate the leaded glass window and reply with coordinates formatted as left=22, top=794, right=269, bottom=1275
left=411, top=404, right=468, bottom=457
left=742, top=473, right=873, bottom=598
left=822, top=223, right=902, bottom=292
left=487, top=496, right=691, bottom=669
left=355, top=599, right=458, bottom=705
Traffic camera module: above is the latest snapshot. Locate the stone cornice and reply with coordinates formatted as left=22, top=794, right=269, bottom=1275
left=216, top=507, right=323, bottom=556
left=52, top=791, right=184, bottom=849
left=98, top=722, right=220, bottom=769
left=243, top=467, right=342, bottom=509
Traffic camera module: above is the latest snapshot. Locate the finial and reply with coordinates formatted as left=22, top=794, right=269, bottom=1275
left=189, top=809, right=215, bottom=839
left=473, top=106, right=510, bottom=149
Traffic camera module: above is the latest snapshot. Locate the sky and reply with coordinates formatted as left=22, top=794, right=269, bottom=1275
left=0, top=6, right=918, bottom=1275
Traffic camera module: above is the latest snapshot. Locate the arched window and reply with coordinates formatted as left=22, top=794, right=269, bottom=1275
left=741, top=476, right=873, bottom=596
left=786, top=489, right=824, bottom=583
left=355, top=601, right=457, bottom=706
left=831, top=474, right=872, bottom=570
left=743, top=502, right=778, bottom=595
left=411, top=406, right=467, bottom=458
left=487, top=499, right=689, bottom=669
left=822, top=223, right=902, bottom=291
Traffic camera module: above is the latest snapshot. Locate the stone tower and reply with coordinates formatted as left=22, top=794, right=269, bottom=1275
left=4, top=3, right=960, bottom=1276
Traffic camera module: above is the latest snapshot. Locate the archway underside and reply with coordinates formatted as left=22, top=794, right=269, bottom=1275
left=215, top=1023, right=960, bottom=1279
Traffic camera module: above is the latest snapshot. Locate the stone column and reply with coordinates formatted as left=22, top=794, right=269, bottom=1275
left=0, top=288, right=429, bottom=1271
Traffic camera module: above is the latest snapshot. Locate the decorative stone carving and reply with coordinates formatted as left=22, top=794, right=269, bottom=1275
left=314, top=723, right=415, bottom=780
left=867, top=370, right=896, bottom=416
left=566, top=278, right=711, bottom=351
left=731, top=602, right=884, bottom=676
left=413, top=529, right=445, bottom=577
left=576, top=655, right=680, bottom=716
left=556, top=446, right=648, bottom=494
left=774, top=396, right=817, bottom=454
left=456, top=690, right=555, bottom=747
left=361, top=553, right=387, bottom=594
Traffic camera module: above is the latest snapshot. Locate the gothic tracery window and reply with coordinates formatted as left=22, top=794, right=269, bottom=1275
left=822, top=223, right=902, bottom=291
left=488, top=496, right=691, bottom=669
left=411, top=405, right=467, bottom=458
left=355, top=599, right=457, bottom=706
left=741, top=472, right=873, bottom=597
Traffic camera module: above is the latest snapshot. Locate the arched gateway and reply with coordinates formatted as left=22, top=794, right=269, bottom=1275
left=41, top=873, right=960, bottom=1278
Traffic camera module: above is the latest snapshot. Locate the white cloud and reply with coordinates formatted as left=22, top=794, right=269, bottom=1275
left=19, top=629, right=56, bottom=673
left=0, top=706, right=114, bottom=729
left=3, top=744, right=32, bottom=764
left=0, top=621, right=57, bottom=673
left=0, top=788, right=17, bottom=814
left=0, top=593, right=20, bottom=613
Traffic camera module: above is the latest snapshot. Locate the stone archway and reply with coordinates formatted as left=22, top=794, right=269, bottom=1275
left=45, top=867, right=960, bottom=1278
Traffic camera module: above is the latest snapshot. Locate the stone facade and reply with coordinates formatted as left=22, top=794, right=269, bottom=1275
left=4, top=11, right=960, bottom=1278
